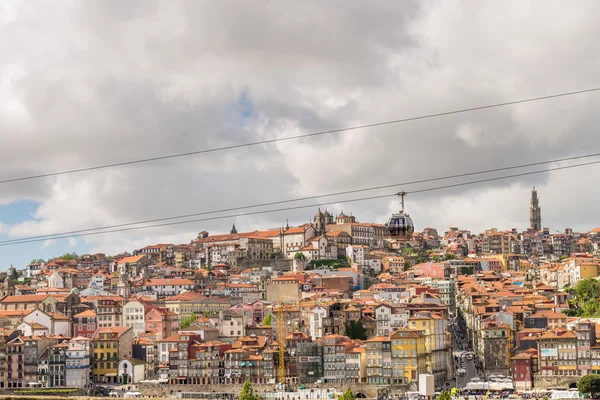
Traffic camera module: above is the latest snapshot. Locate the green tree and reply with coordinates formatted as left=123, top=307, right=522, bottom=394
left=239, top=380, right=259, bottom=400
left=57, top=252, right=79, bottom=261
left=294, top=252, right=306, bottom=261
left=346, top=321, right=367, bottom=340
left=577, top=374, right=600, bottom=396
left=338, top=389, right=355, bottom=400
left=180, top=312, right=197, bottom=329
left=262, top=313, right=272, bottom=327
left=576, top=278, right=600, bottom=300
left=436, top=391, right=452, bottom=400
left=30, top=258, right=45, bottom=264
left=569, top=279, right=600, bottom=317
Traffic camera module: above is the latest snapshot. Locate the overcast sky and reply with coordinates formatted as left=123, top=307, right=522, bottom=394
left=2, top=1, right=600, bottom=269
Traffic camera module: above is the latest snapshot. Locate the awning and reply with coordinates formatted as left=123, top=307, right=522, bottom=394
left=105, top=373, right=117, bottom=377
left=463, top=381, right=514, bottom=391
left=551, top=391, right=580, bottom=399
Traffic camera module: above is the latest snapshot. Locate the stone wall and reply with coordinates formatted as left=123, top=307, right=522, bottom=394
left=533, top=374, right=578, bottom=390
left=138, top=383, right=380, bottom=398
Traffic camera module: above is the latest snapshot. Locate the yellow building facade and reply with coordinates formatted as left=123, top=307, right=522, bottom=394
left=391, top=328, right=426, bottom=384
left=408, top=313, right=452, bottom=385
left=92, top=326, right=133, bottom=384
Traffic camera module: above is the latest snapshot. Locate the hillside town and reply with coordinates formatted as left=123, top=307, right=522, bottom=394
left=0, top=188, right=599, bottom=395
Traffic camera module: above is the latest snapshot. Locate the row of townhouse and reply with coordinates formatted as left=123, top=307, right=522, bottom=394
left=161, top=333, right=363, bottom=386
left=1, top=333, right=93, bottom=389
left=366, top=328, right=428, bottom=386
left=510, top=320, right=600, bottom=391
left=160, top=326, right=451, bottom=388
left=455, top=270, right=600, bottom=390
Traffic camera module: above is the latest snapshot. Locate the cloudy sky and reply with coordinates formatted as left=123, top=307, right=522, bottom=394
left=2, top=0, right=600, bottom=269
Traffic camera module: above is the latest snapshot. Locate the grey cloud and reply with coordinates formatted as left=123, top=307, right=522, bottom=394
left=2, top=1, right=600, bottom=260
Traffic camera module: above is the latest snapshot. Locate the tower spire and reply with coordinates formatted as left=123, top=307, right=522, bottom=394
left=529, top=187, right=542, bottom=231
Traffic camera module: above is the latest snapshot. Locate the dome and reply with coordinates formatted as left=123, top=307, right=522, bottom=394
left=70, top=287, right=80, bottom=295
left=324, top=210, right=331, bottom=218
left=314, top=208, right=324, bottom=218
left=385, top=211, right=415, bottom=239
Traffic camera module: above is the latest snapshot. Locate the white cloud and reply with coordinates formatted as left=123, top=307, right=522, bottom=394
left=454, top=121, right=485, bottom=148
left=41, top=239, right=56, bottom=249
left=2, top=1, right=600, bottom=262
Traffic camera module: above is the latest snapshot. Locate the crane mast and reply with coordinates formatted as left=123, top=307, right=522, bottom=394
left=277, top=303, right=285, bottom=386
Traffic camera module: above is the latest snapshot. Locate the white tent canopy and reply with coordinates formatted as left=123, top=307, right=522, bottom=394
left=550, top=391, right=580, bottom=399
left=463, top=381, right=514, bottom=391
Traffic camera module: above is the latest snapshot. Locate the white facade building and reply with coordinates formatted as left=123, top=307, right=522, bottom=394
left=310, top=306, right=328, bottom=339
left=137, top=278, right=195, bottom=297
left=346, top=245, right=366, bottom=265
left=123, top=300, right=146, bottom=338
left=48, top=272, right=64, bottom=289
left=23, top=309, right=70, bottom=336
left=118, top=359, right=145, bottom=384
left=66, top=337, right=91, bottom=388
left=375, top=304, right=408, bottom=337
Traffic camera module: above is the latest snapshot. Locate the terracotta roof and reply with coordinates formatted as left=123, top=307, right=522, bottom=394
left=15, top=285, right=36, bottom=291
left=1, top=294, right=51, bottom=303
left=143, top=278, right=195, bottom=286
left=511, top=353, right=532, bottom=360
left=118, top=255, right=146, bottom=264
left=0, top=310, right=34, bottom=317
left=74, top=310, right=97, bottom=318
left=25, top=323, right=48, bottom=330
left=93, top=326, right=132, bottom=338
left=366, top=336, right=390, bottom=343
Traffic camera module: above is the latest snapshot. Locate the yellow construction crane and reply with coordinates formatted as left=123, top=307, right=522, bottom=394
left=275, top=295, right=299, bottom=390
left=277, top=303, right=285, bottom=386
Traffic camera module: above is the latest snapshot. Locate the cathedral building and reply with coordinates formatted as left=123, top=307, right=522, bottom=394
left=313, top=208, right=334, bottom=235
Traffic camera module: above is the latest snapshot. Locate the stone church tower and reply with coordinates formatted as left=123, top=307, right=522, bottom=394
left=0, top=275, right=15, bottom=298
left=530, top=187, right=542, bottom=231
left=117, top=273, right=131, bottom=298
left=313, top=208, right=333, bottom=235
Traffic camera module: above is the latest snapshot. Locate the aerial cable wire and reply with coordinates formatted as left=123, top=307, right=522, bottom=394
left=1, top=86, right=599, bottom=185
left=1, top=157, right=600, bottom=247
left=1, top=151, right=599, bottom=245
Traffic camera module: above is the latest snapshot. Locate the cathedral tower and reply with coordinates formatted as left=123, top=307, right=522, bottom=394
left=530, top=187, right=542, bottom=231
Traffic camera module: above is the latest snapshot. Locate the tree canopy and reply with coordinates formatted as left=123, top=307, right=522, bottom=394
left=180, top=312, right=197, bottom=329
left=338, top=389, right=355, bottom=400
left=262, top=313, right=272, bottom=327
left=568, top=278, right=600, bottom=317
left=239, top=380, right=259, bottom=400
left=437, top=391, right=452, bottom=400
left=346, top=321, right=367, bottom=340
left=57, top=252, right=79, bottom=261
left=578, top=374, right=600, bottom=395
